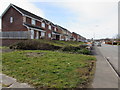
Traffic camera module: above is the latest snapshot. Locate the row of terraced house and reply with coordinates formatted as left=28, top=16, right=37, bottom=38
left=0, top=4, right=86, bottom=46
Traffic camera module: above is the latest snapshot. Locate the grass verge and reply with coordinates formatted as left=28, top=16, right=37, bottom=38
left=2, top=50, right=96, bottom=88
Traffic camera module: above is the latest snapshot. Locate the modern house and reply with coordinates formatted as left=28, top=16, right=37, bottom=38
left=71, top=32, right=86, bottom=42
left=1, top=4, right=52, bottom=40
left=1, top=4, right=86, bottom=45
left=71, top=32, right=78, bottom=41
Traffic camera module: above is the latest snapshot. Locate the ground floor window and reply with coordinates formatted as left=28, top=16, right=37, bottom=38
left=41, top=32, right=45, bottom=37
left=30, top=30, right=34, bottom=39
left=36, top=31, right=39, bottom=39
left=48, top=33, right=51, bottom=38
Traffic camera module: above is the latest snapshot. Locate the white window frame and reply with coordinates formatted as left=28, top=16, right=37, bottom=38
left=36, top=31, right=39, bottom=39
left=48, top=25, right=51, bottom=30
left=23, top=17, right=26, bottom=22
left=48, top=33, right=51, bottom=38
left=41, top=22, right=45, bottom=28
left=31, top=19, right=36, bottom=25
left=54, top=27, right=56, bottom=31
left=30, top=29, right=34, bottom=39
left=41, top=32, right=45, bottom=37
left=10, top=17, right=13, bottom=23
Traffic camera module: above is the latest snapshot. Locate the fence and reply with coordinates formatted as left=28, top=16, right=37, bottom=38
left=0, top=31, right=31, bottom=39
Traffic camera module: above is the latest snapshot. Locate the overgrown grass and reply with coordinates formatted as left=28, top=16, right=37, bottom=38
left=10, top=39, right=84, bottom=49
left=0, top=46, right=9, bottom=49
left=2, top=50, right=96, bottom=88
left=9, top=39, right=90, bottom=55
left=34, top=39, right=84, bottom=47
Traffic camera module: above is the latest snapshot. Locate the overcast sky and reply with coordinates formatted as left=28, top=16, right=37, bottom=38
left=0, top=0, right=119, bottom=39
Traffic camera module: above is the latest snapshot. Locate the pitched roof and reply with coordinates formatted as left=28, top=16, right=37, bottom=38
left=11, top=4, right=44, bottom=20
left=12, top=4, right=54, bottom=25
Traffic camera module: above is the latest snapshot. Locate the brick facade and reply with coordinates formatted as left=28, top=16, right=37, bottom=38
left=2, top=7, right=27, bottom=31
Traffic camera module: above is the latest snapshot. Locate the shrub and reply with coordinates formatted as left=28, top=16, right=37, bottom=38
left=61, top=45, right=91, bottom=55
left=77, top=49, right=91, bottom=55
left=61, top=46, right=81, bottom=52
left=79, top=44, right=88, bottom=48
left=9, top=40, right=61, bottom=50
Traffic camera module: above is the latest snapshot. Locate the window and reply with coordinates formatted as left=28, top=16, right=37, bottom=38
left=23, top=17, right=26, bottom=22
left=41, top=22, right=45, bottom=28
left=30, top=29, right=34, bottom=39
left=32, top=19, right=36, bottom=25
left=48, top=33, right=51, bottom=38
left=41, top=32, right=45, bottom=37
left=54, top=27, right=56, bottom=31
left=10, top=17, right=13, bottom=23
left=48, top=25, right=51, bottom=30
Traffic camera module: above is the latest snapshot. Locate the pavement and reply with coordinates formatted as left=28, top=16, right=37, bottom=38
left=92, top=46, right=119, bottom=88
left=98, top=44, right=118, bottom=74
left=0, top=73, right=36, bottom=89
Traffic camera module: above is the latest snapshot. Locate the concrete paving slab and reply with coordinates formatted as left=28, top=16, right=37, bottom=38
left=9, top=82, right=33, bottom=88
left=1, top=74, right=16, bottom=86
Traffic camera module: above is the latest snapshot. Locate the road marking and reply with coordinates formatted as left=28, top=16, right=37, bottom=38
left=104, top=57, right=120, bottom=79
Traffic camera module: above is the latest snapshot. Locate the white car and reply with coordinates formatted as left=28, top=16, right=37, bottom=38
left=95, top=42, right=101, bottom=46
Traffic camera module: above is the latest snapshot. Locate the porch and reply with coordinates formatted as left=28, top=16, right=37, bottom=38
left=52, top=31, right=61, bottom=40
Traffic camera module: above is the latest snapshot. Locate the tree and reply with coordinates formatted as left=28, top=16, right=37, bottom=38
left=115, top=34, right=120, bottom=41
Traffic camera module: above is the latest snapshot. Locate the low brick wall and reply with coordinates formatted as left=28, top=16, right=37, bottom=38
left=0, top=39, right=28, bottom=46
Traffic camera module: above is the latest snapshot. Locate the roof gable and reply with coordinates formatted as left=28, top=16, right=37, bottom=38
left=12, top=4, right=44, bottom=20
left=1, top=4, right=24, bottom=18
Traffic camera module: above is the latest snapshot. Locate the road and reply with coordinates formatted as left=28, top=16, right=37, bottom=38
left=97, top=43, right=119, bottom=75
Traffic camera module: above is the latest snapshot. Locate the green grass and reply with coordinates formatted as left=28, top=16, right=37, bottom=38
left=2, top=50, right=96, bottom=88
left=0, top=46, right=9, bottom=49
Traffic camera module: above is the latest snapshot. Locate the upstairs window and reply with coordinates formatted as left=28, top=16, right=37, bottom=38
left=41, top=22, right=45, bottom=28
left=32, top=19, right=36, bottom=25
left=54, top=27, right=56, bottom=31
left=48, top=25, right=51, bottom=30
left=23, top=17, right=26, bottom=22
left=10, top=17, right=13, bottom=23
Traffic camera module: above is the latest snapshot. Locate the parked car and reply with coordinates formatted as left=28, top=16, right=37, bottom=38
left=86, top=42, right=93, bottom=50
left=95, top=42, right=101, bottom=47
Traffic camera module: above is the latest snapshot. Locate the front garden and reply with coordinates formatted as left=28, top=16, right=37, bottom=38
left=2, top=40, right=96, bottom=88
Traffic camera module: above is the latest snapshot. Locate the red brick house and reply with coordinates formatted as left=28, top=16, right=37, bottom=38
left=71, top=32, right=86, bottom=42
left=1, top=4, right=54, bottom=40
left=51, top=25, right=62, bottom=40
left=1, top=4, right=86, bottom=45
left=71, top=32, right=78, bottom=41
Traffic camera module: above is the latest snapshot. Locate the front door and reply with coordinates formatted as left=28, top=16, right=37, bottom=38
left=56, top=35, right=60, bottom=40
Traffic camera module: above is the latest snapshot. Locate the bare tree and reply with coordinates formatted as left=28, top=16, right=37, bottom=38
left=115, top=34, right=120, bottom=41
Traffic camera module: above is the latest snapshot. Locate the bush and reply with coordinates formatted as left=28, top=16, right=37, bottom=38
left=61, top=46, right=81, bottom=52
left=10, top=40, right=61, bottom=50
left=77, top=49, right=91, bottom=55
left=61, top=45, right=91, bottom=55
left=9, top=40, right=91, bottom=55
left=79, top=44, right=88, bottom=48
